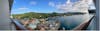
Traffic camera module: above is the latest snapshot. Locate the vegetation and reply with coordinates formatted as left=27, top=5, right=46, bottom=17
left=11, top=12, right=86, bottom=19
left=88, top=10, right=95, bottom=13
left=12, top=12, right=57, bottom=19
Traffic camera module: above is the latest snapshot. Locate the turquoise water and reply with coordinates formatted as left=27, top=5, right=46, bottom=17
left=47, top=14, right=94, bottom=30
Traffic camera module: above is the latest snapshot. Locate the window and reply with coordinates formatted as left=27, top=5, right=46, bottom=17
left=10, top=0, right=96, bottom=30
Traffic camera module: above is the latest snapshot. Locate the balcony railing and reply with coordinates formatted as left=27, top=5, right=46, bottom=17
left=11, top=19, right=27, bottom=30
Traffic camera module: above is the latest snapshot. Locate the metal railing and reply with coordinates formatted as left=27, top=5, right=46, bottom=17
left=73, top=15, right=95, bottom=30
left=10, top=18, right=27, bottom=30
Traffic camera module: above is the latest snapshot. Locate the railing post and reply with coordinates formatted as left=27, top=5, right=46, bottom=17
left=93, top=0, right=99, bottom=30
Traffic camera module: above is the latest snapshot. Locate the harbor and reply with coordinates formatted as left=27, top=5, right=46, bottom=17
left=12, top=13, right=94, bottom=30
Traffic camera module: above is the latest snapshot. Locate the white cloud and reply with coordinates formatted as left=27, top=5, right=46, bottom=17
left=49, top=0, right=94, bottom=12
left=29, top=1, right=37, bottom=5
left=88, top=0, right=96, bottom=10
left=48, top=0, right=73, bottom=12
left=48, top=2, right=55, bottom=7
left=18, top=7, right=29, bottom=10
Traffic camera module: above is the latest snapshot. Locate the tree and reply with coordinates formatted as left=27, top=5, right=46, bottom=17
left=50, top=12, right=58, bottom=17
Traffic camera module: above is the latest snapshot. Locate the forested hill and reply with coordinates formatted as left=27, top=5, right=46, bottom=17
left=12, top=12, right=60, bottom=19
left=11, top=12, right=86, bottom=19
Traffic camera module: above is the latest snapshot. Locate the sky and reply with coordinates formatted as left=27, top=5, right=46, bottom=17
left=11, top=0, right=96, bottom=14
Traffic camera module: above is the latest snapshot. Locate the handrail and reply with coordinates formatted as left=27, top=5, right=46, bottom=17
left=81, top=15, right=95, bottom=30
left=73, top=15, right=95, bottom=30
left=10, top=18, right=27, bottom=30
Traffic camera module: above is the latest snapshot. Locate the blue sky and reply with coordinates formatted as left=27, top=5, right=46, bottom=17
left=11, top=0, right=95, bottom=14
